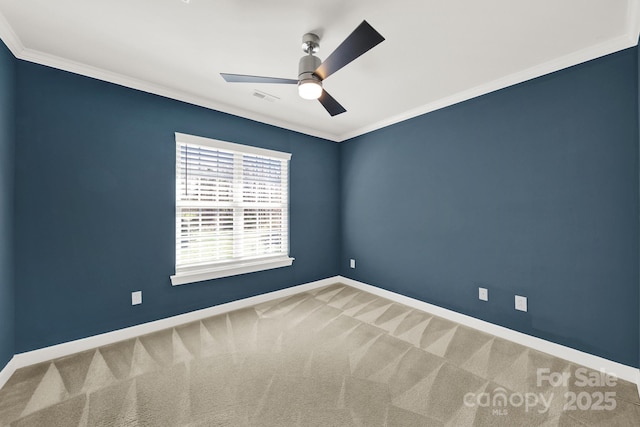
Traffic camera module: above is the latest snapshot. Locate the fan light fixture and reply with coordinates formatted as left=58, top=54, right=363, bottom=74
left=298, top=79, right=322, bottom=100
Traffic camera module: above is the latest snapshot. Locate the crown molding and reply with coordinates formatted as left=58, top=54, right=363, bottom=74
left=0, top=10, right=22, bottom=57
left=1, top=6, right=639, bottom=143
left=627, top=0, right=640, bottom=44
left=0, top=8, right=340, bottom=142
left=16, top=47, right=340, bottom=142
left=336, top=33, right=638, bottom=142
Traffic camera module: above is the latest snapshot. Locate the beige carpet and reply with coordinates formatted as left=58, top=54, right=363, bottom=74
left=0, top=283, right=639, bottom=426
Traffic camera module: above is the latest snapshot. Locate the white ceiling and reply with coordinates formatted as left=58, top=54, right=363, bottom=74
left=0, top=0, right=638, bottom=142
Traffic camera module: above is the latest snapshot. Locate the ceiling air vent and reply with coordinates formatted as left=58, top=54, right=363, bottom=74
left=252, top=90, right=279, bottom=102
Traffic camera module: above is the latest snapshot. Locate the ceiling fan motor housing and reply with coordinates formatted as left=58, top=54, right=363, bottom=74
left=298, top=54, right=322, bottom=99
left=299, top=32, right=322, bottom=89
left=298, top=54, right=321, bottom=83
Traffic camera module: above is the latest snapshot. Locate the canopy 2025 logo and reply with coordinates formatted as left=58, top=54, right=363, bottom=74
left=463, top=367, right=618, bottom=416
left=537, top=367, right=617, bottom=411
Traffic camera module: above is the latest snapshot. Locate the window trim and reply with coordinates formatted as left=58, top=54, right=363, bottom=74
left=170, top=133, right=293, bottom=286
left=171, top=255, right=294, bottom=286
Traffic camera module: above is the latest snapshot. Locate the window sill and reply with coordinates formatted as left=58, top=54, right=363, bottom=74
left=170, top=256, right=294, bottom=286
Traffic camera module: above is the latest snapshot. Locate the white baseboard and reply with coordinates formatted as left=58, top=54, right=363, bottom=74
left=339, top=277, right=639, bottom=386
left=0, top=356, right=17, bottom=390
left=1, top=275, right=638, bottom=398
left=7, top=276, right=336, bottom=376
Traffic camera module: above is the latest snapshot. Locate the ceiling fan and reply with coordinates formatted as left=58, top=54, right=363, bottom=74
left=221, top=20, right=385, bottom=117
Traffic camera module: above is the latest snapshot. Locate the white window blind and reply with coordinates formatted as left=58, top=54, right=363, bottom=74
left=171, top=133, right=293, bottom=286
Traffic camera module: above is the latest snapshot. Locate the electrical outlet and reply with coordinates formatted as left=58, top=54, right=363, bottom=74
left=478, top=287, right=488, bottom=301
left=132, top=291, right=142, bottom=306
left=350, top=259, right=356, bottom=269
left=515, top=295, right=527, bottom=312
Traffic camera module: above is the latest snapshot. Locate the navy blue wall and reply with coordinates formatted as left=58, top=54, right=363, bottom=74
left=5, top=42, right=640, bottom=369
left=0, top=41, right=15, bottom=369
left=13, top=61, right=340, bottom=353
left=341, top=48, right=640, bottom=367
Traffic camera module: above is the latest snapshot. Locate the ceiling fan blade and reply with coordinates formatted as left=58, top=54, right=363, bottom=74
left=318, top=89, right=346, bottom=116
left=314, top=20, right=385, bottom=81
left=221, top=73, right=298, bottom=84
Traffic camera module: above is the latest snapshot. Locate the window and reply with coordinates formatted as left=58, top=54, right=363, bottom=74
left=171, top=133, right=293, bottom=286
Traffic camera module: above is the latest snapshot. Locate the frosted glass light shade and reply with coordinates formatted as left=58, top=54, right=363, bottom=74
left=298, top=80, right=322, bottom=100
